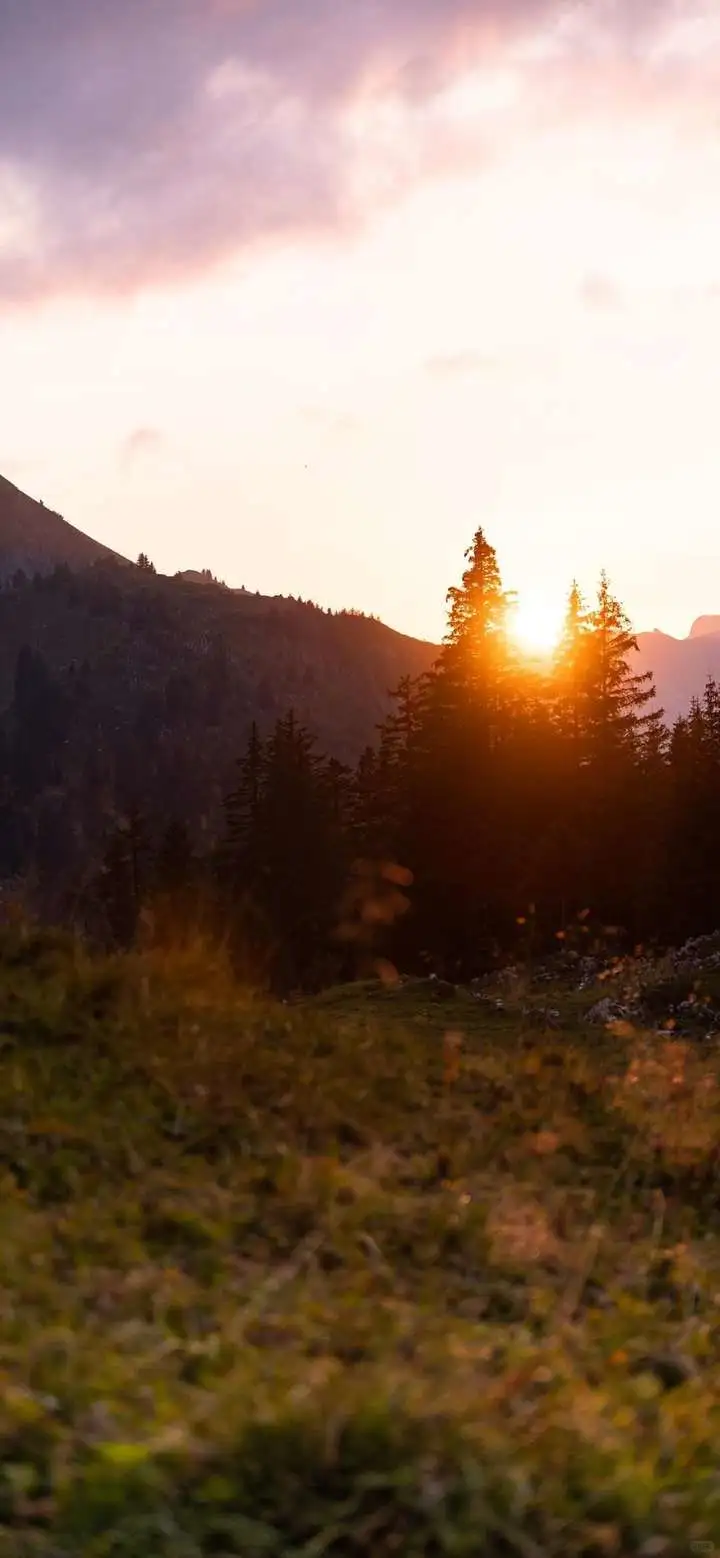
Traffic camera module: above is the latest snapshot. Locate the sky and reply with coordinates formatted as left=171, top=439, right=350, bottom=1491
left=2, top=0, right=720, bottom=645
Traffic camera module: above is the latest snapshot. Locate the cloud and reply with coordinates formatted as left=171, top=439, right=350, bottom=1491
left=0, top=0, right=701, bottom=302
left=120, top=427, right=165, bottom=465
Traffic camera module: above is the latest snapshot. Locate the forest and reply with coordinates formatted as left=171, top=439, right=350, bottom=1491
left=3, top=537, right=720, bottom=1552
left=51, top=526, right=720, bottom=991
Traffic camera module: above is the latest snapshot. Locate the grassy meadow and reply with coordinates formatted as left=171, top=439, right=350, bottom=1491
left=0, top=928, right=719, bottom=1554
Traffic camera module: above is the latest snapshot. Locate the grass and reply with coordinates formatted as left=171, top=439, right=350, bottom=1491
left=1, top=930, right=720, bottom=1553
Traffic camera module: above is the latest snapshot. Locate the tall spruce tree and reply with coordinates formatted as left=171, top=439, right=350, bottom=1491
left=222, top=712, right=349, bottom=990
left=663, top=681, right=720, bottom=939
left=371, top=674, right=421, bottom=863
left=585, top=572, right=663, bottom=761
left=222, top=722, right=265, bottom=886
left=539, top=582, right=594, bottom=928
left=384, top=528, right=520, bottom=972
left=570, top=574, right=666, bottom=935
left=435, top=526, right=516, bottom=742
left=554, top=582, right=591, bottom=759
left=357, top=543, right=678, bottom=967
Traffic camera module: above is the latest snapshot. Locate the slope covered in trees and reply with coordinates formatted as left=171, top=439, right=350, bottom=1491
left=0, top=557, right=434, bottom=927
left=1, top=525, right=713, bottom=992
left=7, top=522, right=720, bottom=984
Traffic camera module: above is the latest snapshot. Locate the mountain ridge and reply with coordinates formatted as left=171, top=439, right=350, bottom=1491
left=0, top=473, right=122, bottom=578
left=689, top=615, right=720, bottom=640
left=636, top=626, right=720, bottom=723
left=3, top=472, right=720, bottom=728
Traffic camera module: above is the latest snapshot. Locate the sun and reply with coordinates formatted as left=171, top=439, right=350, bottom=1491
left=510, top=596, right=563, bottom=659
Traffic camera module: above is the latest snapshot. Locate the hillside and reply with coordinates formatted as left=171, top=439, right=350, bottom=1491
left=6, top=471, right=720, bottom=735
left=0, top=549, right=436, bottom=916
left=0, top=477, right=434, bottom=771
left=1, top=927, right=719, bottom=1553
left=0, top=560, right=435, bottom=762
left=0, top=474, right=120, bottom=578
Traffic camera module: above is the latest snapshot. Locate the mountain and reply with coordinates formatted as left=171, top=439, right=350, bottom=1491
left=0, top=472, right=441, bottom=916
left=10, top=468, right=720, bottom=910
left=637, top=623, right=720, bottom=724
left=0, top=556, right=435, bottom=764
left=0, top=475, right=434, bottom=758
left=688, top=616, right=720, bottom=640
left=0, top=574, right=436, bottom=923
left=0, top=477, right=440, bottom=907
left=0, top=473, right=120, bottom=578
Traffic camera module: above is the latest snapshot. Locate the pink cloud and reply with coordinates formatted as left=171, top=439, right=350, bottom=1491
left=0, top=0, right=705, bottom=302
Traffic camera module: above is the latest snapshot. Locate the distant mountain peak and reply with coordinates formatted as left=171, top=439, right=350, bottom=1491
left=0, top=473, right=122, bottom=579
left=689, top=615, right=720, bottom=640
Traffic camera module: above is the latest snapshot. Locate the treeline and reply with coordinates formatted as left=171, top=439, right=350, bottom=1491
left=82, top=527, right=720, bottom=989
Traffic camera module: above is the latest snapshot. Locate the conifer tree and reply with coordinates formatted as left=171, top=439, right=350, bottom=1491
left=371, top=674, right=421, bottom=855
left=567, top=575, right=666, bottom=934
left=351, top=744, right=397, bottom=864
left=537, top=582, right=595, bottom=929
left=663, top=681, right=720, bottom=938
left=222, top=712, right=349, bottom=990
left=584, top=572, right=663, bottom=761
left=95, top=807, right=150, bottom=947
left=554, top=582, right=591, bottom=758
left=255, top=711, right=346, bottom=988
left=223, top=722, right=265, bottom=882
left=323, top=757, right=353, bottom=826
left=383, top=528, right=520, bottom=971
left=433, top=526, right=516, bottom=742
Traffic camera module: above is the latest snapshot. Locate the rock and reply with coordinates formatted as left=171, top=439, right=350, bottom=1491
left=577, top=955, right=603, bottom=989
left=522, top=1006, right=561, bottom=1030
left=670, top=930, right=720, bottom=973
left=472, top=993, right=506, bottom=1014
left=586, top=997, right=632, bottom=1026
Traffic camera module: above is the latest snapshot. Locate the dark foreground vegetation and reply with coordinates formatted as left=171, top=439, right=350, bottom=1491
left=2, top=923, right=720, bottom=1554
